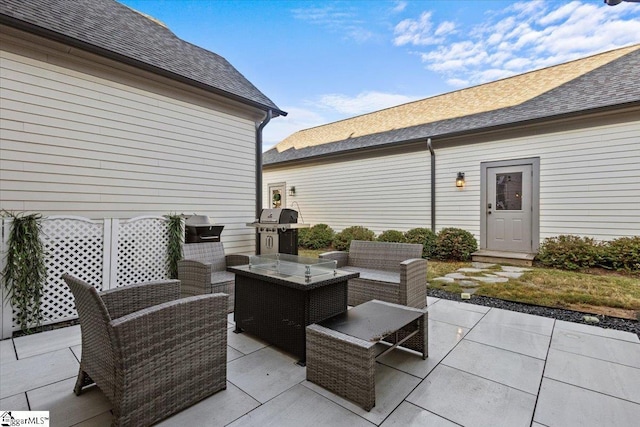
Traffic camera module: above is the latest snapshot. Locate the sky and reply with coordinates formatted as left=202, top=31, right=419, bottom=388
left=118, top=0, right=640, bottom=150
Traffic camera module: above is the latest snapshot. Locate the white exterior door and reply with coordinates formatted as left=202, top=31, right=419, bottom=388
left=486, top=165, right=533, bottom=252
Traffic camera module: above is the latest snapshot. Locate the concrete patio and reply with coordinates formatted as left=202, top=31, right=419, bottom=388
left=1, top=297, right=638, bottom=427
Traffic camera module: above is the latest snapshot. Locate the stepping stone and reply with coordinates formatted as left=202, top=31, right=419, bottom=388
left=495, top=271, right=524, bottom=279
left=482, top=273, right=499, bottom=278
left=458, top=268, right=486, bottom=273
left=459, top=280, right=479, bottom=288
left=501, top=266, right=532, bottom=272
left=445, top=273, right=468, bottom=279
left=467, top=276, right=509, bottom=283
left=472, top=262, right=496, bottom=269
left=433, top=277, right=455, bottom=283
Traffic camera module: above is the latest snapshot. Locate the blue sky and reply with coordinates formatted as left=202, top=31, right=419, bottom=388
left=118, top=0, right=640, bottom=150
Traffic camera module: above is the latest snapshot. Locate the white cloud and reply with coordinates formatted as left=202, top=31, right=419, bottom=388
left=398, top=1, right=640, bottom=87
left=315, top=91, right=420, bottom=115
left=291, top=5, right=373, bottom=43
left=392, top=1, right=407, bottom=13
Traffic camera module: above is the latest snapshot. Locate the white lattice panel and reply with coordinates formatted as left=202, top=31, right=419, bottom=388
left=33, top=217, right=105, bottom=326
left=115, top=217, right=170, bottom=287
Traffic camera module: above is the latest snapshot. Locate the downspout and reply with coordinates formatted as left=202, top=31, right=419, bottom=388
left=255, top=109, right=272, bottom=220
left=427, top=138, right=436, bottom=232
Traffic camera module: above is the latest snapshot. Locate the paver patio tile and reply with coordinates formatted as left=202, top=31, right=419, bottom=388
left=554, top=319, right=639, bottom=343
left=227, top=346, right=305, bottom=403
left=407, top=365, right=536, bottom=427
left=479, top=309, right=554, bottom=336
left=303, top=363, right=420, bottom=425
left=1, top=339, right=16, bottom=364
left=0, top=348, right=78, bottom=399
left=227, top=329, right=269, bottom=355
left=544, top=348, right=640, bottom=403
left=70, top=411, right=111, bottom=427
left=13, top=325, right=81, bottom=359
left=0, top=392, right=29, bottom=410
left=550, top=328, right=640, bottom=368
left=427, top=301, right=486, bottom=328
left=227, top=383, right=375, bottom=427
left=534, top=378, right=640, bottom=427
left=227, top=345, right=245, bottom=362
left=465, top=322, right=551, bottom=359
left=380, top=401, right=459, bottom=426
left=442, top=340, right=544, bottom=394
left=156, top=382, right=260, bottom=426
left=28, top=377, right=111, bottom=427
left=433, top=298, right=491, bottom=314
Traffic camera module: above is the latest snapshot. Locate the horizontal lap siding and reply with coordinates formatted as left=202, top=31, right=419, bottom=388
left=0, top=46, right=257, bottom=252
left=264, top=149, right=431, bottom=235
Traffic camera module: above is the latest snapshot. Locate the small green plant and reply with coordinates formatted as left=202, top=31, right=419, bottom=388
left=537, top=235, right=602, bottom=271
left=377, top=230, right=406, bottom=243
left=333, top=226, right=376, bottom=251
left=598, top=236, right=640, bottom=272
left=435, top=227, right=478, bottom=261
left=405, top=228, right=437, bottom=259
left=300, top=224, right=335, bottom=249
left=165, top=214, right=184, bottom=279
left=1, top=211, right=47, bottom=333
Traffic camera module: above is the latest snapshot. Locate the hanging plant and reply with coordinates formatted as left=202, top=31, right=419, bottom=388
left=165, top=214, right=184, bottom=279
left=1, top=211, right=47, bottom=333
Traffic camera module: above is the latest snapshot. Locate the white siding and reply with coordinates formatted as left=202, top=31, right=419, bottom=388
left=264, top=112, right=640, bottom=243
left=0, top=34, right=262, bottom=252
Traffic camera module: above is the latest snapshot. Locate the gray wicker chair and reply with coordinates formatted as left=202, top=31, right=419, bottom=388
left=178, top=242, right=248, bottom=313
left=320, top=240, right=427, bottom=308
left=63, top=274, right=228, bottom=427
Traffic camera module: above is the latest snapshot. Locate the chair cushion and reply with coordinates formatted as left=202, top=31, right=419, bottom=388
left=341, top=266, right=400, bottom=284
left=211, top=270, right=235, bottom=285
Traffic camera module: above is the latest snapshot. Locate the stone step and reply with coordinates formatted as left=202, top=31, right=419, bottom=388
left=471, top=250, right=536, bottom=267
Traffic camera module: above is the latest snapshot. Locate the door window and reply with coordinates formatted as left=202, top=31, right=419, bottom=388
left=495, top=172, right=522, bottom=211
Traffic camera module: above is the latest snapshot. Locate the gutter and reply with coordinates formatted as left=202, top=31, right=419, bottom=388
left=256, top=110, right=272, bottom=219
left=427, top=138, right=435, bottom=232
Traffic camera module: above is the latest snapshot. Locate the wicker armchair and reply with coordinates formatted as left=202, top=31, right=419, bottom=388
left=178, top=242, right=248, bottom=313
left=63, top=274, right=228, bottom=427
left=320, top=240, right=427, bottom=308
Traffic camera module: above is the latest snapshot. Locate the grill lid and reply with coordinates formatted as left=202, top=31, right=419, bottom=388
left=185, top=214, right=214, bottom=227
left=259, top=208, right=298, bottom=224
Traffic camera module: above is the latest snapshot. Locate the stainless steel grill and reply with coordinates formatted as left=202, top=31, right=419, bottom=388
left=247, top=208, right=309, bottom=255
left=184, top=215, right=224, bottom=243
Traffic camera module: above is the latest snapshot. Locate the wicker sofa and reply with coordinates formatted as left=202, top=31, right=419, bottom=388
left=319, top=240, right=427, bottom=308
left=63, top=274, right=228, bottom=427
left=178, top=242, right=249, bottom=313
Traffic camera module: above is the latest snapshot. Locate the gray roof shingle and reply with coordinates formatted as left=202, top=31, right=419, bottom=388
left=0, top=0, right=285, bottom=116
left=264, top=47, right=639, bottom=165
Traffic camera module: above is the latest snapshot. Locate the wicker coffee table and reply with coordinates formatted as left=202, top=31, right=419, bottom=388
left=229, top=254, right=359, bottom=364
left=306, top=300, right=428, bottom=410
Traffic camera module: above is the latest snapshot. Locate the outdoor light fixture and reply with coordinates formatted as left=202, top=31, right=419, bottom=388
left=456, top=172, right=465, bottom=188
left=288, top=186, right=296, bottom=196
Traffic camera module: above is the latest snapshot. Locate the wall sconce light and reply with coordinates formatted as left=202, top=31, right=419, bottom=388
left=456, top=172, right=465, bottom=188
left=288, top=186, right=296, bottom=196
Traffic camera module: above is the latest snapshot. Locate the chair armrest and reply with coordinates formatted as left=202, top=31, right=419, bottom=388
left=178, top=259, right=213, bottom=296
left=100, top=280, right=181, bottom=319
left=109, top=293, right=228, bottom=396
left=319, top=251, right=348, bottom=268
left=226, top=254, right=250, bottom=267
left=399, top=258, right=428, bottom=309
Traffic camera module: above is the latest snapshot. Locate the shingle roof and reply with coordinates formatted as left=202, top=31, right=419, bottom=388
left=265, top=45, right=640, bottom=165
left=0, top=0, right=285, bottom=116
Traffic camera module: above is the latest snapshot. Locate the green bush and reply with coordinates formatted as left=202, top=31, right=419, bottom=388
left=537, top=235, right=602, bottom=271
left=435, top=228, right=478, bottom=261
left=377, top=230, right=406, bottom=243
left=300, top=223, right=335, bottom=249
left=599, top=236, right=640, bottom=272
left=405, top=227, right=437, bottom=259
left=333, top=226, right=376, bottom=251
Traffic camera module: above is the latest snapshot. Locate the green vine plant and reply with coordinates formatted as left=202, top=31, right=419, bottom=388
left=165, top=214, right=184, bottom=279
left=1, top=211, right=47, bottom=333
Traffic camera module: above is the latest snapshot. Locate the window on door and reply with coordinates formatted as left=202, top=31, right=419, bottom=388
left=495, top=172, right=523, bottom=211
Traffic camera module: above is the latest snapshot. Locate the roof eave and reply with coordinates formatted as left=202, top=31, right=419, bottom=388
left=0, top=14, right=288, bottom=117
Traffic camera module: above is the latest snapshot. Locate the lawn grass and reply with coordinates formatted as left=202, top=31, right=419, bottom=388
left=298, top=248, right=640, bottom=319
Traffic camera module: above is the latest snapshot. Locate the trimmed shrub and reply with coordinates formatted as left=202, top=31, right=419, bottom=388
left=300, top=223, right=335, bottom=249
left=435, top=228, right=478, bottom=261
left=536, top=235, right=602, bottom=271
left=333, top=226, right=376, bottom=251
left=405, top=228, right=437, bottom=259
left=297, top=227, right=309, bottom=248
left=377, top=230, right=406, bottom=243
left=599, top=236, right=640, bottom=272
